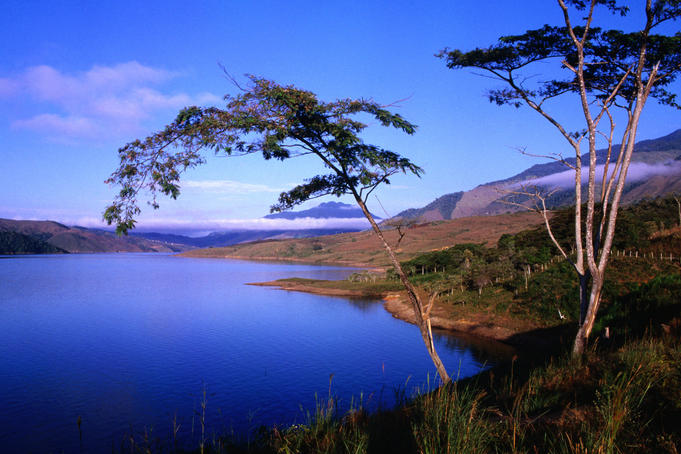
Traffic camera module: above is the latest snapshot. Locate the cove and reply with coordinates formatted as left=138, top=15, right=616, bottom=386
left=0, top=253, right=513, bottom=453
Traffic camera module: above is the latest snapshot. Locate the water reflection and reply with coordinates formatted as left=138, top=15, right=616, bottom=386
left=342, top=297, right=380, bottom=312
left=433, top=329, right=518, bottom=367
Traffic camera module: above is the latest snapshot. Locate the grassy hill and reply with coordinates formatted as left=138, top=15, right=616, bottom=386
left=180, top=211, right=546, bottom=267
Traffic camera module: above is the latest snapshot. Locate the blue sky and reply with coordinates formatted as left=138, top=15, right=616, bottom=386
left=2, top=0, right=680, bottom=234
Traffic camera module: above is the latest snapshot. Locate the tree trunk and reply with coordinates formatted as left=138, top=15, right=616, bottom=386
left=572, top=274, right=604, bottom=356
left=353, top=194, right=450, bottom=383
left=578, top=272, right=589, bottom=325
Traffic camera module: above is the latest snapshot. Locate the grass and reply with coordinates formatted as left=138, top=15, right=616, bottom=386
left=408, top=380, right=491, bottom=454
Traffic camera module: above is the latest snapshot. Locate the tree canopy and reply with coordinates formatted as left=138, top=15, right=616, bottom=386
left=439, top=6, right=681, bottom=116
left=104, top=76, right=421, bottom=234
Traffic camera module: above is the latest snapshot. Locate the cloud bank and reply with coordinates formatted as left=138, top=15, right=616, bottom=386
left=2, top=62, right=219, bottom=141
left=72, top=215, right=371, bottom=236
left=516, top=161, right=681, bottom=189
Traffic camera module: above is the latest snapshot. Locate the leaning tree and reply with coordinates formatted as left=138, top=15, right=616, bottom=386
left=104, top=76, right=451, bottom=383
left=439, top=0, right=681, bottom=355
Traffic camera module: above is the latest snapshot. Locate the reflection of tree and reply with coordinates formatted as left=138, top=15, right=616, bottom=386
left=432, top=329, right=517, bottom=366
left=344, top=297, right=381, bottom=313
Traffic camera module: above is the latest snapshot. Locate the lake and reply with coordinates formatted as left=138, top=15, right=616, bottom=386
left=0, top=253, right=513, bottom=453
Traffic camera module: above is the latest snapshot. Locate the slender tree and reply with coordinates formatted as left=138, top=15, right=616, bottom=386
left=104, top=76, right=451, bottom=383
left=439, top=0, right=681, bottom=355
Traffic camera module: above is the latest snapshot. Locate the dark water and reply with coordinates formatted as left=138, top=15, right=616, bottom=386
left=0, top=253, right=514, bottom=453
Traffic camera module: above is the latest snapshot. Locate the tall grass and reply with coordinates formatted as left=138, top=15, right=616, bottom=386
left=409, top=381, right=490, bottom=454
left=268, top=379, right=369, bottom=454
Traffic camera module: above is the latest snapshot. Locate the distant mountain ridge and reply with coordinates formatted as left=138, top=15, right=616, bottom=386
left=127, top=201, right=373, bottom=248
left=130, top=227, right=363, bottom=248
left=0, top=219, right=189, bottom=254
left=1, top=201, right=373, bottom=254
left=264, top=201, right=379, bottom=220
left=395, top=128, right=681, bottom=222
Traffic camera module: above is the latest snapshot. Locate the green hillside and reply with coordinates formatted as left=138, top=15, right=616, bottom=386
left=0, top=230, right=67, bottom=254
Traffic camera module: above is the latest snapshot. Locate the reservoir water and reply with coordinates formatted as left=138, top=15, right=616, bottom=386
left=0, top=253, right=512, bottom=453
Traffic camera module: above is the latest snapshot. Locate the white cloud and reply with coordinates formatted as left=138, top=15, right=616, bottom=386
left=516, top=161, right=681, bottom=189
left=183, top=179, right=284, bottom=194
left=68, top=215, right=370, bottom=236
left=3, top=62, right=220, bottom=141
left=131, top=216, right=371, bottom=233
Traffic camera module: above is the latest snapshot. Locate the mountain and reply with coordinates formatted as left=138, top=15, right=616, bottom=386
left=395, top=128, right=681, bottom=221
left=393, top=192, right=464, bottom=221
left=264, top=201, right=380, bottom=220
left=0, top=219, right=190, bottom=254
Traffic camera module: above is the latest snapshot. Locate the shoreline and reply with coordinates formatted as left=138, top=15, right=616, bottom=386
left=181, top=252, right=386, bottom=272
left=248, top=279, right=388, bottom=298
left=251, top=279, right=564, bottom=349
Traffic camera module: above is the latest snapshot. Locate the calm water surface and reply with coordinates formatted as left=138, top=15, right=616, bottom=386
left=0, top=253, right=513, bottom=453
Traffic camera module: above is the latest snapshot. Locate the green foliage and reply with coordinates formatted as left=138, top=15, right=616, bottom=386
left=396, top=196, right=681, bottom=325
left=522, top=261, right=580, bottom=320
left=0, top=230, right=67, bottom=254
left=105, top=76, right=422, bottom=234
left=597, top=273, right=681, bottom=335
left=503, top=196, right=681, bottom=255
left=402, top=243, right=486, bottom=272
left=438, top=4, right=681, bottom=110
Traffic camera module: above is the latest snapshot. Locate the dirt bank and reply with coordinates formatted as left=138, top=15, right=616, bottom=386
left=248, top=280, right=386, bottom=298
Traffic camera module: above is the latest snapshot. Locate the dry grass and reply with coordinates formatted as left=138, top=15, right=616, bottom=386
left=181, top=212, right=545, bottom=268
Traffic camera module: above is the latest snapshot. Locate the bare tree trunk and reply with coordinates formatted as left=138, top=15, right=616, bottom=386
left=352, top=194, right=450, bottom=383
left=573, top=274, right=604, bottom=355
left=578, top=272, right=589, bottom=325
